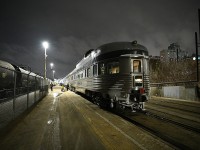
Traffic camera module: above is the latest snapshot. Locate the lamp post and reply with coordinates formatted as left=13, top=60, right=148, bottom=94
left=53, top=70, right=55, bottom=81
left=50, top=63, right=54, bottom=70
left=42, top=41, right=49, bottom=79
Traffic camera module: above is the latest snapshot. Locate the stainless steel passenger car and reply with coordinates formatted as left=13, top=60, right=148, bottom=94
left=0, top=60, right=49, bottom=101
left=64, top=41, right=149, bottom=111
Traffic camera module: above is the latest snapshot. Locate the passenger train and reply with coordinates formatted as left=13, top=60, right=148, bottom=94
left=64, top=41, right=150, bottom=111
left=0, top=60, right=49, bottom=100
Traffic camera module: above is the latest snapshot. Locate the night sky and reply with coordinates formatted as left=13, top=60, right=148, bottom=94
left=0, top=0, right=199, bottom=79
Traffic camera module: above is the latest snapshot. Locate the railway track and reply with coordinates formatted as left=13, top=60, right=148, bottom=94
left=112, top=107, right=200, bottom=150
left=148, top=99, right=200, bottom=115
left=144, top=110, right=200, bottom=134
left=79, top=93, right=200, bottom=149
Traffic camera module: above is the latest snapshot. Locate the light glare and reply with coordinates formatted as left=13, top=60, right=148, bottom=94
left=42, top=41, right=49, bottom=49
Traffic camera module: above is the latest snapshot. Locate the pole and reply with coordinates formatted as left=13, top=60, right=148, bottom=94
left=176, top=48, right=179, bottom=62
left=195, top=32, right=199, bottom=82
left=53, top=71, right=55, bottom=81
left=199, top=9, right=200, bottom=40
left=13, top=71, right=17, bottom=119
left=198, top=9, right=200, bottom=81
left=53, top=72, right=54, bottom=81
left=44, top=48, right=47, bottom=79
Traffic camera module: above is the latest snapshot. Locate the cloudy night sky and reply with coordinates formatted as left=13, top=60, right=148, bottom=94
left=0, top=0, right=199, bottom=79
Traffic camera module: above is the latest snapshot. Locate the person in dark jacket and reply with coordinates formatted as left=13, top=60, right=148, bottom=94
left=50, top=83, right=53, bottom=91
left=66, top=84, right=69, bottom=91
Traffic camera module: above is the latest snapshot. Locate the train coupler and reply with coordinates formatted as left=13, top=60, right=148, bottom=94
left=114, top=94, right=145, bottom=112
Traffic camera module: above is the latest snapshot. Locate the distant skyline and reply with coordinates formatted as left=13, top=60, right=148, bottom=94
left=0, top=0, right=199, bottom=78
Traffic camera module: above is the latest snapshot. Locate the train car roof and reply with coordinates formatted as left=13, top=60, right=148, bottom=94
left=97, top=41, right=148, bottom=54
left=73, top=41, right=148, bottom=75
left=0, top=60, right=15, bottom=71
left=19, top=68, right=30, bottom=75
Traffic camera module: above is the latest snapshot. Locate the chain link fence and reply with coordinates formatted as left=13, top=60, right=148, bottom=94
left=0, top=65, right=48, bottom=129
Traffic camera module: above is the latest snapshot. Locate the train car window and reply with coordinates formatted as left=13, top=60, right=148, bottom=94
left=134, top=76, right=143, bottom=86
left=85, top=69, right=87, bottom=78
left=133, top=60, right=141, bottom=73
left=77, top=73, right=81, bottom=79
left=87, top=68, right=91, bottom=77
left=107, top=62, right=119, bottom=74
left=93, top=64, right=98, bottom=76
left=21, top=74, right=28, bottom=87
left=29, top=75, right=36, bottom=91
left=84, top=70, right=87, bottom=78
left=98, top=63, right=106, bottom=75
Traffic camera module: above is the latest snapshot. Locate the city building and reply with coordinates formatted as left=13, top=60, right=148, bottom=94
left=160, top=43, right=189, bottom=61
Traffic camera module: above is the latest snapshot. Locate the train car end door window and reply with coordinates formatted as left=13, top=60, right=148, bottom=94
left=133, top=60, right=141, bottom=73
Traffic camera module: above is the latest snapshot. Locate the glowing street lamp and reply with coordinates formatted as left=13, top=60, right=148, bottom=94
left=42, top=41, right=49, bottom=79
left=50, top=63, right=54, bottom=70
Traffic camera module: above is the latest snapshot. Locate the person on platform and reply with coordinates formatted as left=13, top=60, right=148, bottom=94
left=61, top=85, right=65, bottom=92
left=50, top=83, right=53, bottom=91
left=66, top=84, right=69, bottom=91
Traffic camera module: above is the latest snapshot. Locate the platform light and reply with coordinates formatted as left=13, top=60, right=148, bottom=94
left=42, top=41, right=49, bottom=79
left=42, top=41, right=49, bottom=49
left=50, top=63, right=54, bottom=70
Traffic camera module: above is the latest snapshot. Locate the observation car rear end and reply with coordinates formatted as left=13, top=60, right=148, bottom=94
left=64, top=41, right=149, bottom=111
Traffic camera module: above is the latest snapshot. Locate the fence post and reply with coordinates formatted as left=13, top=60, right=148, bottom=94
left=34, top=76, right=37, bottom=103
left=27, top=74, right=29, bottom=109
left=13, top=71, right=17, bottom=119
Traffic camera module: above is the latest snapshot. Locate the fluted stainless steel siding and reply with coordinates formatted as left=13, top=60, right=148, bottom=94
left=70, top=73, right=132, bottom=98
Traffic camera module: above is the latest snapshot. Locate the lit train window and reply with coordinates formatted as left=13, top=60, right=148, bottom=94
left=133, top=60, right=141, bottom=73
left=107, top=62, right=119, bottom=74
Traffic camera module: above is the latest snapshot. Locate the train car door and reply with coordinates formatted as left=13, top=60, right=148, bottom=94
left=132, top=59, right=143, bottom=88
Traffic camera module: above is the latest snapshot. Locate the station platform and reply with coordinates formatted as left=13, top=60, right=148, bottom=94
left=0, top=86, right=173, bottom=150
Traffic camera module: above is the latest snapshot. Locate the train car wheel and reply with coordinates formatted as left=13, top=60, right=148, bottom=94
left=91, top=95, right=95, bottom=103
left=95, top=95, right=101, bottom=106
left=109, top=99, right=115, bottom=109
